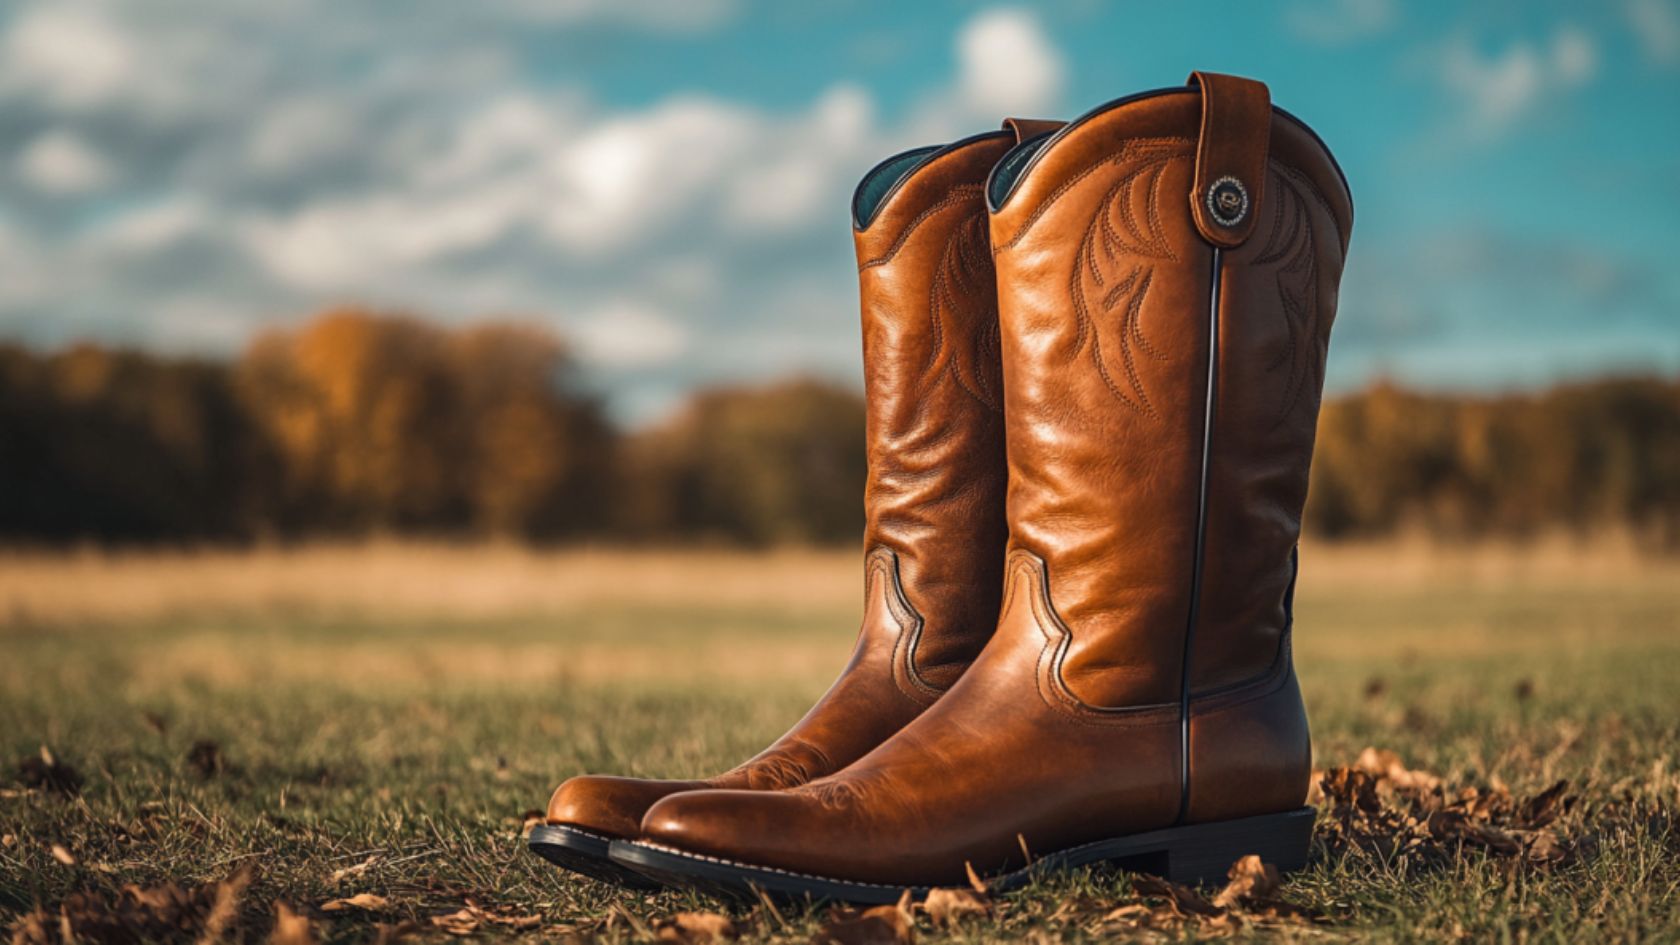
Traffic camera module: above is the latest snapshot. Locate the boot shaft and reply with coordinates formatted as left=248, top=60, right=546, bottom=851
left=986, top=75, right=1352, bottom=707
left=849, top=129, right=1020, bottom=686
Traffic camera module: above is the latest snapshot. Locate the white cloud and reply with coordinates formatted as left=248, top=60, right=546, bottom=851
left=0, top=0, right=1076, bottom=422
left=15, top=130, right=114, bottom=194
left=954, top=8, right=1066, bottom=116
left=1434, top=27, right=1599, bottom=141
left=1286, top=0, right=1396, bottom=45
left=0, top=6, right=139, bottom=109
left=480, top=0, right=738, bottom=31
left=569, top=301, right=691, bottom=368
left=1625, top=0, right=1680, bottom=65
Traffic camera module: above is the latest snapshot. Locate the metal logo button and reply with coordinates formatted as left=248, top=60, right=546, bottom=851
left=1206, top=176, right=1249, bottom=227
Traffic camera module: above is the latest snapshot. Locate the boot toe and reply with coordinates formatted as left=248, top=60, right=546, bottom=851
left=547, top=775, right=707, bottom=838
left=641, top=789, right=802, bottom=861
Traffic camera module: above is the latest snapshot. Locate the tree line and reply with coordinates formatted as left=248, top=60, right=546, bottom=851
left=2, top=309, right=1675, bottom=549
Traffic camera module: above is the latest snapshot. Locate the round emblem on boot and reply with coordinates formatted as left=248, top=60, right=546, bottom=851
left=1206, top=176, right=1249, bottom=227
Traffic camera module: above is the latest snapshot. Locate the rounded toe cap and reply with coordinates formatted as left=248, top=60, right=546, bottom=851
left=640, top=788, right=810, bottom=861
left=546, top=774, right=707, bottom=838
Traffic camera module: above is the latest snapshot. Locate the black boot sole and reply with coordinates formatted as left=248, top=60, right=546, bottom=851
left=607, top=806, right=1314, bottom=903
left=528, top=824, right=664, bottom=890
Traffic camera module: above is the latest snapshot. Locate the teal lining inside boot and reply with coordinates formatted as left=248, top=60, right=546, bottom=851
left=852, top=145, right=940, bottom=229
left=987, top=134, right=1052, bottom=211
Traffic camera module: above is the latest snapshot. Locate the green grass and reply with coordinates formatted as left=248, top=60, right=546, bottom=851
left=2, top=547, right=1678, bottom=943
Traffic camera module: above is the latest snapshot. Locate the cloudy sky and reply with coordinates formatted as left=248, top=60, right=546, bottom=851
left=0, top=0, right=1676, bottom=422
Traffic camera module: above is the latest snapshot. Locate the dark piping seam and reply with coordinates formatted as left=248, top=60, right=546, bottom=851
left=1176, top=246, right=1222, bottom=826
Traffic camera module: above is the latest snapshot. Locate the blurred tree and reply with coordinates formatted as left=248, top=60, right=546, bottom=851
left=621, top=379, right=867, bottom=545
left=2, top=314, right=1674, bottom=549
left=0, top=343, right=268, bottom=542
left=235, top=309, right=613, bottom=540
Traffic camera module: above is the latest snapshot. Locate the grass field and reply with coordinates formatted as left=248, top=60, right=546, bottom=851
left=2, top=541, right=1678, bottom=943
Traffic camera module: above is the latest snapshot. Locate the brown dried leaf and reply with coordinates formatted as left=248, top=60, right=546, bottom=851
left=16, top=748, right=82, bottom=797
left=1132, top=874, right=1222, bottom=918
left=187, top=741, right=224, bottom=779
left=49, top=844, right=75, bottom=866
left=10, top=870, right=256, bottom=945
left=196, top=865, right=253, bottom=945
left=1356, top=746, right=1442, bottom=793
left=269, top=903, right=317, bottom=945
left=1427, top=810, right=1523, bottom=855
left=1518, top=780, right=1572, bottom=829
left=814, top=891, right=914, bottom=945
left=655, top=911, right=738, bottom=943
left=430, top=909, right=479, bottom=936
left=1212, top=855, right=1279, bottom=909
left=1099, top=903, right=1152, bottom=927
left=328, top=855, right=380, bottom=885
left=922, top=888, right=988, bottom=928
left=321, top=893, right=390, bottom=913
left=1524, top=829, right=1571, bottom=865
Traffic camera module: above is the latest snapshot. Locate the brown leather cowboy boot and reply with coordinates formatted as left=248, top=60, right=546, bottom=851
left=610, top=72, right=1353, bottom=900
left=529, top=118, right=1065, bottom=887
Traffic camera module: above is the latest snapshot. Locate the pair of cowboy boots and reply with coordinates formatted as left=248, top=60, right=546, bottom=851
left=531, top=72, right=1352, bottom=901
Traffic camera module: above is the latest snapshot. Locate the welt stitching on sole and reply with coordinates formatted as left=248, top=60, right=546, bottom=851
left=623, top=841, right=916, bottom=890
left=620, top=810, right=1313, bottom=893
left=542, top=824, right=615, bottom=846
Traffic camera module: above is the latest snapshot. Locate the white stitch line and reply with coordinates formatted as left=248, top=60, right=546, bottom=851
left=618, top=827, right=1164, bottom=892
left=541, top=824, right=618, bottom=845
left=623, top=840, right=926, bottom=890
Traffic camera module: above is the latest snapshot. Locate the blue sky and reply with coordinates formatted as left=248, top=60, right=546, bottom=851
left=0, top=0, right=1675, bottom=422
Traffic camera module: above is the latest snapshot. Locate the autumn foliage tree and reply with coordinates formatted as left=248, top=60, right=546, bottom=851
left=619, top=379, right=867, bottom=545
left=1, top=310, right=1676, bottom=549
left=236, top=310, right=614, bottom=539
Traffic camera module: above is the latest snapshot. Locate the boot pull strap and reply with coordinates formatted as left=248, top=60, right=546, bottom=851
left=1186, top=71, right=1270, bottom=248
left=1001, top=117, right=1063, bottom=144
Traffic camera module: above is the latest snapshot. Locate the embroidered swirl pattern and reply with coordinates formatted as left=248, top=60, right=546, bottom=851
left=1253, top=166, right=1323, bottom=427
left=1070, top=146, right=1181, bottom=417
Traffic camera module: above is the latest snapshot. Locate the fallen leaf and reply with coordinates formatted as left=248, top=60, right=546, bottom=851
left=269, top=903, right=316, bottom=945
left=188, top=740, right=225, bottom=779
left=196, top=866, right=253, bottom=945
left=322, top=893, right=390, bottom=912
left=1518, top=780, right=1573, bottom=829
left=655, top=911, right=738, bottom=943
left=1212, top=855, right=1279, bottom=909
left=16, top=747, right=82, bottom=797
left=1099, top=903, right=1152, bottom=926
left=430, top=909, right=479, bottom=936
left=814, top=890, right=914, bottom=945
left=428, top=902, right=541, bottom=936
left=922, top=888, right=988, bottom=927
left=1132, top=874, right=1222, bottom=918
left=329, top=855, right=380, bottom=885
left=11, top=869, right=257, bottom=945
left=1356, top=746, right=1442, bottom=792
left=50, top=844, right=75, bottom=865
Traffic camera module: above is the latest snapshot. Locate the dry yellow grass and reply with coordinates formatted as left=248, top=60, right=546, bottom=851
left=0, top=541, right=860, bottom=624
left=2, top=535, right=1670, bottom=625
